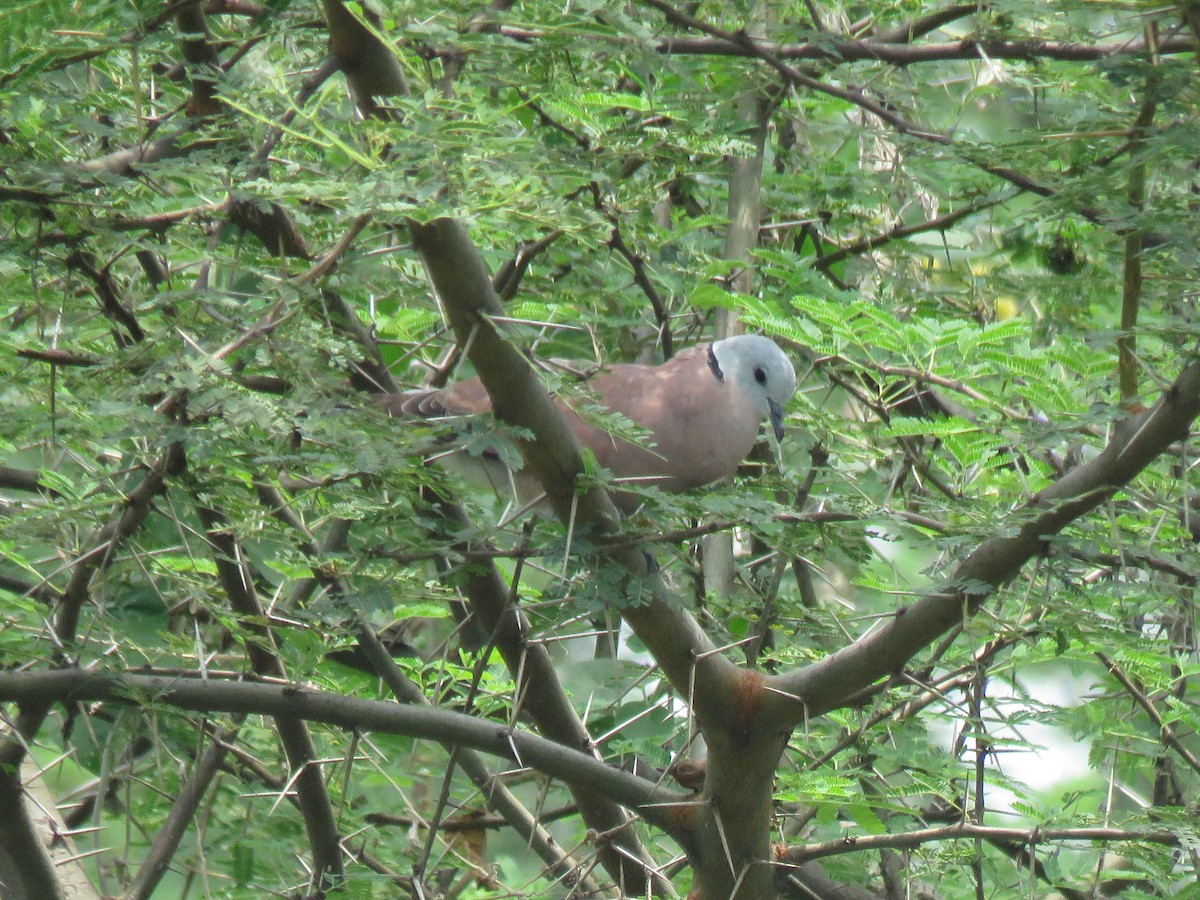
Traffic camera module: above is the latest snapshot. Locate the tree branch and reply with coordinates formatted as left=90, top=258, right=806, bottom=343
left=124, top=720, right=245, bottom=900
left=192, top=500, right=345, bottom=888
left=486, top=10, right=1191, bottom=63
left=647, top=34, right=1194, bottom=64
left=410, top=216, right=787, bottom=900
left=866, top=3, right=979, bottom=43
left=782, top=822, right=1180, bottom=865
left=606, top=222, right=674, bottom=358
left=321, top=0, right=408, bottom=117
left=768, top=354, right=1200, bottom=723
left=0, top=670, right=688, bottom=831
left=63, top=248, right=146, bottom=345
left=1098, top=651, right=1200, bottom=778
left=1118, top=59, right=1159, bottom=404
left=493, top=229, right=563, bottom=302
left=0, top=755, right=68, bottom=900
left=815, top=191, right=1014, bottom=271
left=636, top=0, right=1123, bottom=233
left=0, top=466, right=60, bottom=496
left=415, top=491, right=671, bottom=894
left=252, top=483, right=597, bottom=890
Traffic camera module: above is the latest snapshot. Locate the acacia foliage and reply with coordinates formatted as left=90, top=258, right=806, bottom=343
left=1, top=1, right=1199, bottom=898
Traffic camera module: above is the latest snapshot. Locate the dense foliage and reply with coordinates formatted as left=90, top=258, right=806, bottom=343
left=2, top=1, right=1199, bottom=898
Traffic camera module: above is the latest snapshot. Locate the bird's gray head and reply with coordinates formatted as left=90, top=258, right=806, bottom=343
left=709, top=334, right=797, bottom=440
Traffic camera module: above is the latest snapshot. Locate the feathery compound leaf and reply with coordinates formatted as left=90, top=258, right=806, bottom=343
left=3, top=3, right=1197, bottom=895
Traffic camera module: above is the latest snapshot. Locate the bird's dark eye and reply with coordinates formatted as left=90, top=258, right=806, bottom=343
left=754, top=366, right=767, bottom=385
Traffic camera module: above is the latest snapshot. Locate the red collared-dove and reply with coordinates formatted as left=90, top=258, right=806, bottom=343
left=385, top=334, right=796, bottom=512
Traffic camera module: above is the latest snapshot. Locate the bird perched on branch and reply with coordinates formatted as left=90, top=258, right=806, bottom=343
left=383, top=334, right=796, bottom=513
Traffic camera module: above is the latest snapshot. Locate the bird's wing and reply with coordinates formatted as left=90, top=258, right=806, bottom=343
left=384, top=339, right=781, bottom=501
left=586, top=344, right=763, bottom=489
left=385, top=379, right=494, bottom=418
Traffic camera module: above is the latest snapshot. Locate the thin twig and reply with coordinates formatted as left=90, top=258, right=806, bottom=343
left=1098, top=652, right=1200, bottom=778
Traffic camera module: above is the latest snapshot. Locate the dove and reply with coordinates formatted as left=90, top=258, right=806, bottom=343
left=384, top=334, right=796, bottom=513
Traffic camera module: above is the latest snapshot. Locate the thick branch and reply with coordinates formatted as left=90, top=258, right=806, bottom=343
left=0, top=466, right=60, bottom=496
left=322, top=0, right=408, bottom=117
left=14, top=348, right=99, bottom=367
left=410, top=217, right=783, bottom=900
left=407, top=218, right=739, bottom=719
left=177, top=5, right=222, bottom=117
left=417, top=492, right=671, bottom=894
left=768, top=355, right=1200, bottom=722
left=0, top=764, right=66, bottom=900
left=73, top=129, right=197, bottom=178
left=0, top=670, right=687, bottom=831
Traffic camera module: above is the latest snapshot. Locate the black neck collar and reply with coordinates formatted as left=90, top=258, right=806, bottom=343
left=707, top=345, right=724, bottom=382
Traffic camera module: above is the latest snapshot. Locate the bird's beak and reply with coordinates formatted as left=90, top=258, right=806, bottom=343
left=768, top=398, right=786, bottom=441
